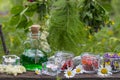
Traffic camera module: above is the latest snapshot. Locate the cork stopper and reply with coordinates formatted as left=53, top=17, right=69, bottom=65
left=30, top=25, right=40, bottom=39
left=31, top=25, right=40, bottom=34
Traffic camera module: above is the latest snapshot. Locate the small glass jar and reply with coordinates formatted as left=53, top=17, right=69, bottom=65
left=103, top=52, right=120, bottom=73
left=54, top=51, right=74, bottom=71
left=2, top=55, right=20, bottom=65
left=42, top=61, right=60, bottom=76
left=81, top=53, right=100, bottom=73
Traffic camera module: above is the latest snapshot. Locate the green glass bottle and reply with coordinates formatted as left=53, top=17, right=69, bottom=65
left=21, top=25, right=48, bottom=71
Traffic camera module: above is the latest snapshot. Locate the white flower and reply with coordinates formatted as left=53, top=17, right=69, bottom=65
left=40, top=31, right=49, bottom=40
left=0, top=65, right=5, bottom=73
left=97, top=65, right=112, bottom=76
left=64, top=68, right=75, bottom=78
left=0, top=64, right=26, bottom=76
left=40, top=41, right=51, bottom=52
left=13, top=73, right=17, bottom=76
left=16, top=65, right=26, bottom=73
left=73, top=65, right=84, bottom=74
left=42, top=45, right=51, bottom=52
left=40, top=35, right=47, bottom=40
left=12, top=70, right=18, bottom=76
left=19, top=65, right=26, bottom=73
left=40, top=42, right=49, bottom=47
left=14, top=65, right=26, bottom=74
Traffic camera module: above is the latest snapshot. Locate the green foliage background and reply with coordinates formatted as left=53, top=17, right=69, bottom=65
left=48, top=0, right=87, bottom=55
left=79, top=0, right=110, bottom=33
left=0, top=0, right=120, bottom=60
left=0, top=0, right=25, bottom=58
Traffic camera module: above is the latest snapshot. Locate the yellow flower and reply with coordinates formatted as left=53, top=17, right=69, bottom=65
left=9, top=36, right=14, bottom=43
left=67, top=71, right=72, bottom=76
left=111, top=21, right=115, bottom=25
left=45, top=15, right=49, bottom=19
left=105, top=61, right=110, bottom=65
left=85, top=27, right=88, bottom=31
left=101, top=68, right=108, bottom=74
left=118, top=53, right=120, bottom=57
left=76, top=68, right=81, bottom=73
left=35, top=69, right=41, bottom=75
left=101, top=38, right=106, bottom=43
left=105, top=21, right=109, bottom=24
left=108, top=30, right=113, bottom=35
left=87, top=26, right=91, bottom=29
left=85, top=26, right=91, bottom=31
left=88, top=35, right=93, bottom=39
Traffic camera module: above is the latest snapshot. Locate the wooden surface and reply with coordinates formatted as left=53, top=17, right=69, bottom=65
left=0, top=71, right=120, bottom=80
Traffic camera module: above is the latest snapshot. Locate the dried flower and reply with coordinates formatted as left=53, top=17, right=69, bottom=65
left=35, top=69, right=41, bottom=75
left=0, top=65, right=26, bottom=76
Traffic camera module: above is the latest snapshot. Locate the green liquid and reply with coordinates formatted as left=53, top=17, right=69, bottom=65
left=21, top=53, right=47, bottom=71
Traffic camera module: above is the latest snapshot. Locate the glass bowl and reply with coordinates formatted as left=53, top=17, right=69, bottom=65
left=54, top=51, right=74, bottom=71
left=42, top=61, right=60, bottom=76
left=103, top=52, right=120, bottom=73
left=2, top=55, right=20, bottom=65
left=81, top=53, right=100, bottom=73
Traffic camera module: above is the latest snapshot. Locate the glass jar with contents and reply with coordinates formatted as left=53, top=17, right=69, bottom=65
left=81, top=53, right=100, bottom=73
left=103, top=52, right=120, bottom=73
left=54, top=51, right=74, bottom=71
left=42, top=61, right=61, bottom=76
left=2, top=55, right=20, bottom=65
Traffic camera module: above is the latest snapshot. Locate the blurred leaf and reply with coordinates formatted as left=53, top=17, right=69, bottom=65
left=25, top=10, right=35, bottom=17
left=25, top=3, right=38, bottom=17
left=102, top=4, right=112, bottom=12
left=12, top=0, right=23, bottom=5
left=9, top=15, right=20, bottom=26
left=11, top=5, right=23, bottom=15
left=97, top=0, right=112, bottom=12
left=79, top=0, right=110, bottom=33
left=26, top=19, right=33, bottom=28
left=24, top=19, right=33, bottom=32
left=20, top=7, right=29, bottom=16
left=16, top=15, right=28, bottom=28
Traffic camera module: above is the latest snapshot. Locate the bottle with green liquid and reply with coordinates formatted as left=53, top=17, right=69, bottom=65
left=21, top=25, right=48, bottom=71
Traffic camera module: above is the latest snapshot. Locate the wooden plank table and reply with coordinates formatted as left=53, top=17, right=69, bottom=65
left=0, top=71, right=120, bottom=80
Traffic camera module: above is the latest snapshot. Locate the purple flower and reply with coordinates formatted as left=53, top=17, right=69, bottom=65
left=111, top=54, right=119, bottom=58
left=104, top=59, right=110, bottom=62
left=104, top=53, right=110, bottom=58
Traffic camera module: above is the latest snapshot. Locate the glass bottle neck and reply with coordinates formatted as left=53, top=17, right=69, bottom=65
left=29, top=32, right=41, bottom=40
